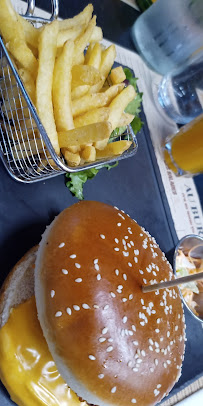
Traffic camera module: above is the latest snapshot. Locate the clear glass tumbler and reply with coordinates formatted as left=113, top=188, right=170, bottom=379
left=157, top=51, right=203, bottom=124
left=131, top=0, right=203, bottom=75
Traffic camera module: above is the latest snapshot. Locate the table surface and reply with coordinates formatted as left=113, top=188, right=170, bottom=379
left=0, top=0, right=203, bottom=405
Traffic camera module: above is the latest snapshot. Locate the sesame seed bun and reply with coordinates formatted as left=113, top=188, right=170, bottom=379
left=35, top=201, right=186, bottom=406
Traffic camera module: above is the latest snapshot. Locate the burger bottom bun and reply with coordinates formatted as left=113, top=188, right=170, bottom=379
left=0, top=246, right=37, bottom=328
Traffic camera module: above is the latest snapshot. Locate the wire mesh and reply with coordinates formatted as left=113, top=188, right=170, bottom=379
left=0, top=2, right=138, bottom=183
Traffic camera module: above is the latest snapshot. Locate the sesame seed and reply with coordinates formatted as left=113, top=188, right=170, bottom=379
left=122, top=316, right=127, bottom=324
left=104, top=305, right=109, bottom=310
left=114, top=247, right=119, bottom=251
left=94, top=259, right=98, bottom=264
left=150, top=367, right=154, bottom=373
left=95, top=264, right=100, bottom=271
left=73, top=305, right=80, bottom=311
left=100, top=234, right=105, bottom=239
left=114, top=238, right=119, bottom=244
left=133, top=340, right=138, bottom=346
left=154, top=389, right=160, bottom=397
left=130, top=241, right=134, bottom=246
left=111, top=386, right=117, bottom=393
left=155, top=329, right=160, bottom=333
left=75, top=263, right=81, bottom=269
left=154, top=359, right=158, bottom=366
left=66, top=307, right=72, bottom=315
left=175, top=325, right=179, bottom=331
left=129, top=330, right=133, bottom=336
left=93, top=305, right=99, bottom=309
left=137, top=358, right=142, bottom=364
left=123, top=273, right=127, bottom=280
left=157, top=318, right=161, bottom=324
left=133, top=368, right=138, bottom=372
left=50, top=290, right=55, bottom=298
left=149, top=346, right=153, bottom=351
left=115, top=269, right=119, bottom=276
left=98, top=374, right=104, bottom=379
left=97, top=274, right=101, bottom=281
left=108, top=338, right=113, bottom=342
left=141, top=350, right=146, bottom=357
left=123, top=251, right=129, bottom=257
left=139, top=269, right=144, bottom=275
left=58, top=243, right=65, bottom=248
left=128, top=262, right=132, bottom=267
left=99, top=337, right=106, bottom=343
left=167, top=360, right=171, bottom=364
left=131, top=399, right=137, bottom=403
left=163, top=362, right=167, bottom=368
left=110, top=292, right=116, bottom=298
left=134, top=257, right=138, bottom=263
left=149, top=338, right=153, bottom=345
left=129, top=294, right=133, bottom=300
left=55, top=311, right=62, bottom=317
left=102, top=327, right=108, bottom=335
left=128, top=361, right=133, bottom=368
left=70, top=254, right=76, bottom=258
left=140, top=321, right=145, bottom=326
left=82, top=304, right=90, bottom=309
left=122, top=298, right=127, bottom=302
left=75, top=278, right=82, bottom=283
left=127, top=243, right=131, bottom=248
left=143, top=279, right=147, bottom=284
left=118, top=213, right=125, bottom=220
left=155, top=342, right=159, bottom=348
left=89, top=355, right=96, bottom=361
left=132, top=325, right=136, bottom=332
left=117, top=223, right=122, bottom=227
left=106, top=346, right=113, bottom=352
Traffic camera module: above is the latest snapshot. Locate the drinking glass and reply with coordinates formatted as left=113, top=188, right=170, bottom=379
left=157, top=51, right=203, bottom=124
left=163, top=113, right=203, bottom=176
left=131, top=0, right=203, bottom=75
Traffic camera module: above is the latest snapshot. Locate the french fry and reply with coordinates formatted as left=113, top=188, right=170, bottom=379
left=93, top=138, right=109, bottom=150
left=87, top=42, right=102, bottom=69
left=89, top=26, right=103, bottom=43
left=88, top=79, right=105, bottom=94
left=53, top=40, right=74, bottom=131
left=104, top=83, right=125, bottom=104
left=0, top=0, right=38, bottom=76
left=19, top=16, right=40, bottom=49
left=66, top=145, right=80, bottom=153
left=74, top=107, right=110, bottom=128
left=57, top=26, right=83, bottom=48
left=36, top=20, right=60, bottom=154
left=84, top=43, right=95, bottom=64
left=96, top=140, right=132, bottom=159
left=58, top=122, right=112, bottom=148
left=59, top=4, right=93, bottom=31
left=73, top=16, right=96, bottom=66
left=72, top=65, right=103, bottom=88
left=61, top=149, right=81, bottom=167
left=100, top=45, right=116, bottom=80
left=71, top=85, right=90, bottom=100
left=72, top=92, right=108, bottom=117
left=108, top=85, right=136, bottom=130
left=110, top=66, right=126, bottom=84
left=118, top=112, right=134, bottom=127
left=81, top=145, right=96, bottom=162
left=11, top=138, right=43, bottom=160
left=18, top=68, right=35, bottom=103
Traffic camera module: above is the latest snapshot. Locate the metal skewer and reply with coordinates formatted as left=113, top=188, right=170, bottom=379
left=142, top=271, right=203, bottom=293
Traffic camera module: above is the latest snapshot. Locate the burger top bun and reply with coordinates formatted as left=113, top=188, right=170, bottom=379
left=35, top=201, right=185, bottom=406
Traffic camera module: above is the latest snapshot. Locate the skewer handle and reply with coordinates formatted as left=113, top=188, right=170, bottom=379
left=142, top=271, right=203, bottom=293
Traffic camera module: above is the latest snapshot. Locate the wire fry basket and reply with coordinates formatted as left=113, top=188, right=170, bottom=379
left=0, top=0, right=138, bottom=183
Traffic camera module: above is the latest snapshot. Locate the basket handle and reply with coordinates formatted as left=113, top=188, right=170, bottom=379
left=23, top=0, right=59, bottom=21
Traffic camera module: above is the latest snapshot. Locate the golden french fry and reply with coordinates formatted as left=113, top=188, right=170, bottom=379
left=53, top=40, right=74, bottom=132
left=100, top=45, right=116, bottom=80
left=89, top=26, right=103, bottom=43
left=0, top=0, right=38, bottom=76
left=81, top=145, right=96, bottom=162
left=87, top=42, right=102, bottom=69
left=18, top=68, right=35, bottom=103
left=88, top=79, right=105, bottom=94
left=104, top=83, right=125, bottom=104
left=73, top=16, right=96, bottom=66
left=93, top=138, right=109, bottom=150
left=19, top=17, right=40, bottom=49
left=71, top=85, right=90, bottom=100
left=36, top=20, right=60, bottom=154
left=61, top=148, right=81, bottom=167
left=59, top=4, right=93, bottom=31
left=74, top=107, right=110, bottom=128
left=108, top=85, right=136, bottom=130
left=58, top=122, right=112, bottom=148
left=96, top=140, right=132, bottom=159
left=66, top=145, right=80, bottom=153
left=118, top=112, right=134, bottom=127
left=72, top=92, right=108, bottom=117
left=57, top=26, right=83, bottom=48
left=72, top=64, right=103, bottom=88
left=84, top=43, right=95, bottom=64
left=110, top=66, right=126, bottom=85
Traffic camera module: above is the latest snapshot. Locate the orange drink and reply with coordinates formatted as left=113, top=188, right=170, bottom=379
left=164, top=113, right=203, bottom=175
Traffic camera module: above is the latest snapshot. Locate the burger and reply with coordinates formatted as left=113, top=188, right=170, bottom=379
left=0, top=201, right=185, bottom=406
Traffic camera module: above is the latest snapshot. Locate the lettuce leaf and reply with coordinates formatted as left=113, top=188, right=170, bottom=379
left=66, top=162, right=118, bottom=200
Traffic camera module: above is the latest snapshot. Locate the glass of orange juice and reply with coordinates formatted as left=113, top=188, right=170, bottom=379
left=164, top=113, right=203, bottom=176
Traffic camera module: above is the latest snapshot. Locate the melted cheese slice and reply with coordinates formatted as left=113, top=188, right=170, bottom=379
left=0, top=296, right=86, bottom=406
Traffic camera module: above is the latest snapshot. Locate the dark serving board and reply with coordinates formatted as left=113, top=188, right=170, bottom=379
left=0, top=0, right=202, bottom=404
